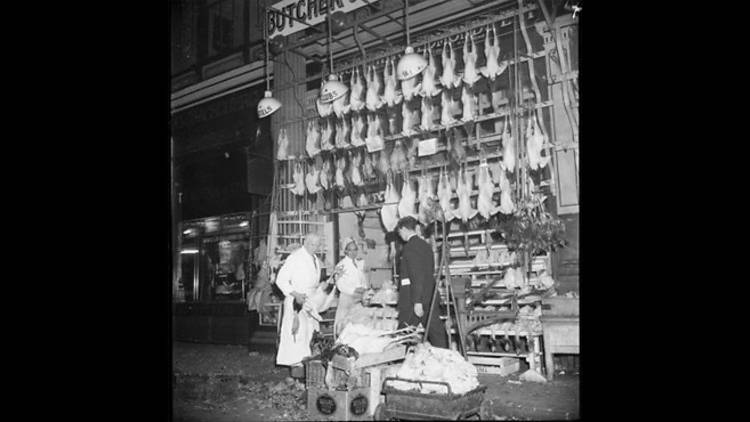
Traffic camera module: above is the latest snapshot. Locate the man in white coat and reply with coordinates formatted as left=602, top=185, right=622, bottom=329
left=333, top=238, right=368, bottom=336
left=274, top=233, right=324, bottom=369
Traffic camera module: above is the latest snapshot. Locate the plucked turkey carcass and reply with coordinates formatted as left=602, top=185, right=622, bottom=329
left=447, top=128, right=466, bottom=167
left=440, top=40, right=462, bottom=89
left=401, top=100, right=417, bottom=136
left=382, top=56, right=403, bottom=107
left=440, top=90, right=458, bottom=126
left=501, top=116, right=515, bottom=172
left=455, top=167, right=478, bottom=223
left=305, top=161, right=322, bottom=195
left=362, top=151, right=375, bottom=180
left=349, top=66, right=366, bottom=112
left=320, top=119, right=335, bottom=151
left=276, top=128, right=290, bottom=161
left=420, top=96, right=436, bottom=131
left=316, top=79, right=333, bottom=118
left=476, top=161, right=500, bottom=219
left=390, top=139, right=408, bottom=174
left=437, top=167, right=456, bottom=221
left=319, top=157, right=332, bottom=191
left=335, top=117, right=351, bottom=149
left=290, top=161, right=306, bottom=196
left=479, top=24, right=507, bottom=81
left=380, top=171, right=401, bottom=232
left=365, top=113, right=385, bottom=153
left=417, top=174, right=438, bottom=225
left=420, top=47, right=442, bottom=97
left=332, top=73, right=351, bottom=119
left=462, top=32, right=482, bottom=87
left=335, top=154, right=347, bottom=190
left=350, top=150, right=364, bottom=186
left=398, top=176, right=418, bottom=219
left=365, top=64, right=385, bottom=112
left=350, top=113, right=367, bottom=147
left=527, top=114, right=550, bottom=170
left=497, top=163, right=515, bottom=215
left=305, top=119, right=321, bottom=158
left=377, top=150, right=390, bottom=178
left=460, top=83, right=478, bottom=122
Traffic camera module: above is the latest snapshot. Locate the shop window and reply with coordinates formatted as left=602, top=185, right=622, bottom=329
left=199, top=234, right=250, bottom=302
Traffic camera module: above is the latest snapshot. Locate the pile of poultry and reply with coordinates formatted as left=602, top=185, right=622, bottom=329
left=337, top=322, right=422, bottom=356
left=390, top=342, right=480, bottom=395
left=366, top=279, right=399, bottom=305
left=338, top=303, right=399, bottom=332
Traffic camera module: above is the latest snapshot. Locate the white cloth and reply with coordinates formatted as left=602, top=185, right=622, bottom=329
left=274, top=247, right=322, bottom=366
left=334, top=256, right=368, bottom=336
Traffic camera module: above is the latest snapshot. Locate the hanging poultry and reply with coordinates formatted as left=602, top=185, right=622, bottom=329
left=320, top=118, right=335, bottom=151
left=401, top=100, right=417, bottom=137
left=461, top=83, right=478, bottom=122
left=382, top=56, right=403, bottom=107
left=350, top=113, right=366, bottom=147
left=362, top=151, right=375, bottom=181
left=334, top=117, right=351, bottom=149
left=316, top=79, right=333, bottom=118
left=440, top=90, right=458, bottom=126
left=406, top=137, right=419, bottom=170
left=276, top=128, right=290, bottom=161
left=305, top=119, right=321, bottom=158
left=335, top=154, right=347, bottom=190
left=377, top=149, right=390, bottom=179
left=319, top=156, right=331, bottom=191
left=290, top=160, right=306, bottom=196
left=365, top=113, right=385, bottom=152
left=437, top=167, right=456, bottom=221
left=527, top=113, right=550, bottom=170
left=389, top=139, right=408, bottom=174
left=455, top=166, right=478, bottom=223
left=365, top=64, right=384, bottom=112
left=354, top=193, right=368, bottom=239
left=398, top=176, right=418, bottom=219
left=497, top=163, right=515, bottom=215
left=305, top=159, right=322, bottom=195
left=447, top=128, right=466, bottom=168
left=380, top=171, right=401, bottom=232
left=501, top=116, right=515, bottom=172
left=479, top=24, right=507, bottom=82
left=476, top=161, right=500, bottom=219
left=332, top=73, right=351, bottom=119
left=420, top=46, right=442, bottom=97
left=420, top=96, right=436, bottom=132
left=440, top=40, right=462, bottom=89
left=462, top=32, right=481, bottom=87
left=350, top=150, right=364, bottom=187
left=349, top=66, right=366, bottom=112
left=417, top=174, right=438, bottom=225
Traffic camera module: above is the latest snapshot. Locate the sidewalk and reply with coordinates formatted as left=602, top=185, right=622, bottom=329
left=173, top=342, right=579, bottom=421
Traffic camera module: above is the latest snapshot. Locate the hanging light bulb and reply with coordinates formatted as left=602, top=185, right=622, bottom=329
left=257, top=18, right=281, bottom=118
left=319, top=4, right=349, bottom=104
left=396, top=0, right=426, bottom=81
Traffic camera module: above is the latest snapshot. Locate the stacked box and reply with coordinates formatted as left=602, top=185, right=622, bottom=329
left=307, top=386, right=372, bottom=421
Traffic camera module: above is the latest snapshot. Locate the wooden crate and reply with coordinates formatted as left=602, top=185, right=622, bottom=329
left=469, top=356, right=520, bottom=376
left=331, top=345, right=407, bottom=371
left=307, top=386, right=372, bottom=421
left=306, top=359, right=371, bottom=389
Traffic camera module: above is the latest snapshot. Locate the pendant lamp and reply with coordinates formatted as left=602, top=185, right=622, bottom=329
left=257, top=20, right=281, bottom=118
left=319, top=5, right=348, bottom=104
left=396, top=0, right=427, bottom=81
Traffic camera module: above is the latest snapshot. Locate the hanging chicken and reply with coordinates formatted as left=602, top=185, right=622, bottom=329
left=501, top=117, right=515, bottom=172
left=365, top=113, right=385, bottom=153
left=316, top=79, right=333, bottom=118
left=320, top=119, right=335, bottom=151
left=440, top=90, right=458, bottom=126
left=350, top=150, right=364, bottom=187
left=401, top=101, right=417, bottom=136
left=377, top=149, right=390, bottom=178
left=479, top=24, right=507, bottom=82
left=420, top=96, right=435, bottom=131
left=437, top=167, right=456, bottom=221
left=398, top=176, right=418, bottom=219
left=462, top=31, right=481, bottom=87
left=476, top=161, right=500, bottom=219
left=455, top=166, right=478, bottom=223
left=319, top=156, right=332, bottom=192
left=461, top=83, right=478, bottom=122
left=290, top=161, right=306, bottom=196
left=305, top=119, right=321, bottom=158
left=365, top=65, right=384, bottom=112
left=380, top=171, right=401, bottom=232
left=349, top=66, right=366, bottom=112
left=420, top=46, right=442, bottom=97
left=527, top=113, right=550, bottom=170
left=417, top=174, right=437, bottom=225
left=362, top=151, right=375, bottom=180
left=335, top=117, right=351, bottom=149
left=350, top=113, right=366, bottom=147
left=382, top=56, right=403, bottom=107
left=335, top=154, right=347, bottom=190
left=333, top=73, right=351, bottom=119
left=390, top=139, right=408, bottom=174
left=440, top=40, right=462, bottom=89
left=497, top=163, right=515, bottom=215
left=305, top=160, right=322, bottom=195
left=276, top=128, right=290, bottom=161
left=447, top=128, right=466, bottom=168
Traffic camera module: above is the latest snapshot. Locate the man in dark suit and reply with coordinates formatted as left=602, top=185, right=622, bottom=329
left=395, top=216, right=448, bottom=348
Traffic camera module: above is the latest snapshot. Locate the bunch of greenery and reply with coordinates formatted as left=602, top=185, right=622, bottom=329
left=496, top=195, right=567, bottom=257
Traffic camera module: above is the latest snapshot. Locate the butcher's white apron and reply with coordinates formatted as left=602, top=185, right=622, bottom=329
left=276, top=289, right=320, bottom=366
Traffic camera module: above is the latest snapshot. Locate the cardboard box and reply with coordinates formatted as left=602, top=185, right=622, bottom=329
left=307, top=386, right=372, bottom=421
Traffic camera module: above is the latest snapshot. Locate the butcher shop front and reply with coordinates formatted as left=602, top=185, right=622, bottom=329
left=179, top=0, right=579, bottom=419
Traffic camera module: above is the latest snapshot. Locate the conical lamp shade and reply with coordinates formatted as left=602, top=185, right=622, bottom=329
left=257, top=90, right=281, bottom=118
left=320, top=74, right=349, bottom=104
left=396, top=46, right=427, bottom=81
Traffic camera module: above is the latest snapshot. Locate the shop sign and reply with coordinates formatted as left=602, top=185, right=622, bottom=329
left=418, top=137, right=438, bottom=156
left=267, top=0, right=377, bottom=38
